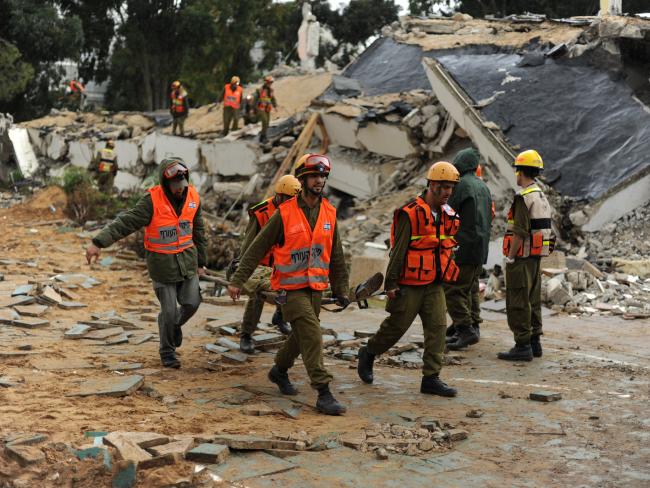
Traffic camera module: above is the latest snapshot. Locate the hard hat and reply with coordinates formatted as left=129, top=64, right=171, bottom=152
left=106, top=139, right=115, bottom=148
left=427, top=161, right=460, bottom=183
left=475, top=165, right=482, bottom=178
left=274, top=175, right=302, bottom=196
left=514, top=149, right=543, bottom=170
left=171, top=80, right=181, bottom=88
left=264, top=75, right=274, bottom=83
left=294, top=153, right=331, bottom=178
left=231, top=76, right=240, bottom=85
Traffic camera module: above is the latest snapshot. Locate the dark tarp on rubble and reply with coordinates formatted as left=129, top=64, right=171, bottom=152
left=435, top=50, right=650, bottom=199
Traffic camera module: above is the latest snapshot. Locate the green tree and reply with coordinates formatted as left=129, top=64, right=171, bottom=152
left=0, top=39, right=34, bottom=103
left=335, top=0, right=400, bottom=46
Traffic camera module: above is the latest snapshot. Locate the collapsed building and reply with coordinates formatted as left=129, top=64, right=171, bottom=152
left=2, top=13, right=650, bottom=315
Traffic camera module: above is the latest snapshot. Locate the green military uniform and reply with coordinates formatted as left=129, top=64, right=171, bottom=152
left=444, top=148, right=493, bottom=333
left=231, top=195, right=348, bottom=388
left=90, top=147, right=118, bottom=193
left=506, top=196, right=542, bottom=344
left=366, top=210, right=448, bottom=377
left=255, top=86, right=277, bottom=141
left=223, top=106, right=239, bottom=135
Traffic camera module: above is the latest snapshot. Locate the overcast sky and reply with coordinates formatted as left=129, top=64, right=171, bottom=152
left=329, top=0, right=411, bottom=12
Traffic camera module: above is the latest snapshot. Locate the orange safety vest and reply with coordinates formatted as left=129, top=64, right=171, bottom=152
left=171, top=89, right=187, bottom=115
left=69, top=80, right=85, bottom=93
left=271, top=197, right=336, bottom=291
left=223, top=84, right=243, bottom=109
left=391, top=196, right=460, bottom=286
left=144, top=185, right=199, bottom=254
left=98, top=148, right=116, bottom=173
left=257, top=86, right=274, bottom=113
left=249, top=197, right=278, bottom=267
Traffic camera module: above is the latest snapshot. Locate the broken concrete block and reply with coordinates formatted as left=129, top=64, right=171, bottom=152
left=357, top=122, right=416, bottom=158
left=322, top=334, right=337, bottom=347
left=201, top=140, right=258, bottom=176
left=109, top=317, right=140, bottom=329
left=46, top=132, right=68, bottom=161
left=114, top=140, right=140, bottom=171
left=14, top=304, right=48, bottom=317
left=218, top=325, right=238, bottom=335
left=5, top=445, right=45, bottom=467
left=112, top=459, right=136, bottom=488
left=376, top=447, right=389, bottom=460
left=12, top=317, right=49, bottom=329
left=529, top=391, right=562, bottom=402
left=422, top=114, right=441, bottom=139
left=321, top=113, right=361, bottom=150
left=204, top=344, right=229, bottom=354
left=140, top=132, right=157, bottom=164
left=211, top=434, right=297, bottom=451
left=104, top=333, right=130, bottom=346
left=0, top=308, right=20, bottom=324
left=545, top=277, right=572, bottom=306
left=0, top=376, right=20, bottom=388
left=69, top=375, right=144, bottom=397
left=114, top=171, right=142, bottom=192
left=241, top=403, right=275, bottom=416
left=68, top=140, right=95, bottom=168
left=64, top=324, right=91, bottom=338
left=40, top=286, right=63, bottom=304
left=138, top=453, right=177, bottom=470
left=6, top=434, right=48, bottom=447
left=156, top=134, right=200, bottom=171
left=58, top=301, right=87, bottom=310
left=129, top=334, right=154, bottom=345
left=252, top=333, right=284, bottom=345
left=216, top=337, right=240, bottom=350
left=84, top=327, right=125, bottom=340
left=334, top=332, right=355, bottom=342
left=148, top=438, right=194, bottom=457
left=566, top=271, right=588, bottom=291
left=12, top=284, right=33, bottom=296
left=222, top=351, right=248, bottom=363
left=569, top=210, right=588, bottom=227
left=446, top=429, right=469, bottom=441
left=186, top=443, right=229, bottom=464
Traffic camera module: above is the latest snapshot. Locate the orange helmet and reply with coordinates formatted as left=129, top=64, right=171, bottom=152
left=171, top=80, right=181, bottom=89
left=293, top=154, right=331, bottom=178
left=231, top=76, right=240, bottom=85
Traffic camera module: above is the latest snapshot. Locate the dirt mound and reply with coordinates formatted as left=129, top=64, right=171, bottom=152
left=0, top=186, right=67, bottom=222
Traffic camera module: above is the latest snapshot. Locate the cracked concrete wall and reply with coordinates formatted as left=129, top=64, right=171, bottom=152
left=114, top=171, right=142, bottom=191
left=155, top=134, right=200, bottom=171
left=322, top=113, right=360, bottom=149
left=68, top=141, right=95, bottom=168
left=114, top=140, right=140, bottom=172
left=201, top=140, right=258, bottom=176
left=327, top=146, right=382, bottom=198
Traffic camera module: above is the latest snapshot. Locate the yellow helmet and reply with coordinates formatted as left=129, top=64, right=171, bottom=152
left=171, top=80, right=181, bottom=89
left=264, top=75, right=274, bottom=84
left=275, top=175, right=302, bottom=196
left=294, top=153, right=331, bottom=178
left=231, top=76, right=240, bottom=85
left=106, top=139, right=115, bottom=148
left=514, top=149, right=543, bottom=169
left=427, top=161, right=460, bottom=183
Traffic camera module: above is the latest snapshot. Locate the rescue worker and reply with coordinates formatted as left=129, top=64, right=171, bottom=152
left=357, top=162, right=461, bottom=397
left=90, top=139, right=118, bottom=193
left=242, top=94, right=258, bottom=125
left=498, top=150, right=555, bottom=361
left=445, top=148, right=493, bottom=350
left=170, top=80, right=189, bottom=136
left=66, top=79, right=86, bottom=110
left=255, top=75, right=277, bottom=143
left=228, top=154, right=350, bottom=416
left=221, top=76, right=243, bottom=136
left=237, top=175, right=302, bottom=353
left=85, top=158, right=207, bottom=369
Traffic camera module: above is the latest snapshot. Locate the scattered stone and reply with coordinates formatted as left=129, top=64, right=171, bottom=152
left=418, top=439, right=435, bottom=451
left=252, top=333, right=284, bottom=345
left=216, top=337, right=240, bottom=350
left=64, top=324, right=91, bottom=338
left=109, top=317, right=139, bottom=329
left=40, top=286, right=63, bottom=304
left=219, top=325, right=238, bottom=335
left=186, top=443, right=230, bottom=464
left=0, top=376, right=20, bottom=387
left=446, top=429, right=469, bottom=441
left=69, top=375, right=144, bottom=397
left=241, top=403, right=275, bottom=416
left=376, top=447, right=389, bottom=460
left=12, top=284, right=34, bottom=296
left=5, top=445, right=45, bottom=467
left=112, top=460, right=136, bottom=488
left=59, top=287, right=81, bottom=301
left=129, top=334, right=154, bottom=345
left=466, top=409, right=484, bottom=418
left=529, top=391, right=562, bottom=402
left=212, top=434, right=298, bottom=451
left=83, top=327, right=125, bottom=340
left=147, top=438, right=194, bottom=457
left=58, top=301, right=87, bottom=309
left=12, top=317, right=49, bottom=329
left=6, top=434, right=48, bottom=447
left=104, top=333, right=130, bottom=346
left=334, top=332, right=355, bottom=342
left=222, top=351, right=248, bottom=363
left=107, top=362, right=143, bottom=371
left=14, top=304, right=48, bottom=317
left=204, top=344, right=229, bottom=354
left=354, top=330, right=374, bottom=338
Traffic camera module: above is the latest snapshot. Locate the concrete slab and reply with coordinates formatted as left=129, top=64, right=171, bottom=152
left=8, top=127, right=39, bottom=177
left=186, top=443, right=229, bottom=464
left=64, top=324, right=91, bottom=338
left=68, top=140, right=95, bottom=169
left=201, top=140, right=258, bottom=176
left=46, top=132, right=68, bottom=161
left=14, top=304, right=48, bottom=317
left=26, top=128, right=46, bottom=156
left=327, top=148, right=381, bottom=198
left=114, top=140, right=140, bottom=171
left=155, top=134, right=200, bottom=171
left=12, top=317, right=49, bottom=329
left=68, top=374, right=144, bottom=397
left=357, top=122, right=417, bottom=158
left=321, top=113, right=361, bottom=150
left=207, top=451, right=295, bottom=481
left=5, top=445, right=45, bottom=467
left=31, top=358, right=94, bottom=370
left=140, top=132, right=157, bottom=164
left=114, top=171, right=142, bottom=192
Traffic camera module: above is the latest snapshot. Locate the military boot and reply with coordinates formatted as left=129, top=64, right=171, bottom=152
left=316, top=386, right=347, bottom=415
left=272, top=308, right=292, bottom=335
left=473, top=322, right=481, bottom=340
left=268, top=365, right=298, bottom=395
left=173, top=325, right=183, bottom=348
left=420, top=375, right=457, bottom=397
left=531, top=335, right=543, bottom=358
left=161, top=354, right=181, bottom=369
left=357, top=346, right=375, bottom=384
left=497, top=344, right=533, bottom=362
left=447, top=325, right=479, bottom=351
left=240, top=333, right=255, bottom=354
left=445, top=325, right=457, bottom=337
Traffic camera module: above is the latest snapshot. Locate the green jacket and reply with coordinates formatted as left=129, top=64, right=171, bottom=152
left=231, top=195, right=349, bottom=298
left=449, top=153, right=493, bottom=265
left=92, top=160, right=207, bottom=283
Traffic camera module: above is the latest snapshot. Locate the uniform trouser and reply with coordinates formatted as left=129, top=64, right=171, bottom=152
left=222, top=106, right=239, bottom=135
left=96, top=173, right=115, bottom=194
left=258, top=111, right=270, bottom=137
left=275, top=288, right=332, bottom=388
left=367, top=283, right=447, bottom=377
left=444, top=264, right=483, bottom=329
left=153, top=275, right=201, bottom=357
left=240, top=267, right=272, bottom=335
left=505, top=257, right=542, bottom=345
left=172, top=115, right=187, bottom=136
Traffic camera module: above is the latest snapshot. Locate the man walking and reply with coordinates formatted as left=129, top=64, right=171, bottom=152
left=221, top=76, right=243, bottom=136
left=86, top=158, right=207, bottom=368
left=498, top=150, right=555, bottom=361
left=90, top=139, right=118, bottom=193
left=236, top=174, right=302, bottom=353
left=228, top=154, right=350, bottom=415
left=255, top=75, right=277, bottom=143
left=170, top=80, right=189, bottom=136
left=357, top=162, right=461, bottom=397
left=445, top=148, right=493, bottom=350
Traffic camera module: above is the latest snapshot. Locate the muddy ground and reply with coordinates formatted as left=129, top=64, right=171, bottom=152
left=0, top=194, right=648, bottom=487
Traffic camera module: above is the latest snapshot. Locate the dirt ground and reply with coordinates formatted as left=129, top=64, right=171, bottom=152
left=0, top=191, right=648, bottom=487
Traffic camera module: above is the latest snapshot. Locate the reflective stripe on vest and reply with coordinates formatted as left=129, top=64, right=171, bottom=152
left=391, top=196, right=460, bottom=286
left=270, top=197, right=336, bottom=291
left=171, top=90, right=187, bottom=114
left=144, top=185, right=199, bottom=254
left=257, top=87, right=273, bottom=112
left=249, top=198, right=278, bottom=267
left=223, top=84, right=243, bottom=109
left=98, top=148, right=116, bottom=173
left=502, top=183, right=556, bottom=258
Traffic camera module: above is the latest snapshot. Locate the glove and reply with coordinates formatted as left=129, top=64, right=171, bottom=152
left=505, top=257, right=515, bottom=265
left=335, top=295, right=351, bottom=308
left=226, top=258, right=240, bottom=281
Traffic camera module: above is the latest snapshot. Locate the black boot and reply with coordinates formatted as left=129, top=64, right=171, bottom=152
left=357, top=346, right=375, bottom=384
left=268, top=365, right=298, bottom=395
left=272, top=308, right=292, bottom=335
left=240, top=333, right=255, bottom=354
left=173, top=325, right=183, bottom=348
left=531, top=335, right=542, bottom=358
left=316, top=386, right=347, bottom=415
left=445, top=325, right=457, bottom=337
left=473, top=322, right=481, bottom=340
left=420, top=375, right=457, bottom=397
left=497, top=344, right=533, bottom=362
left=161, top=354, right=181, bottom=369
left=447, top=325, right=479, bottom=351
